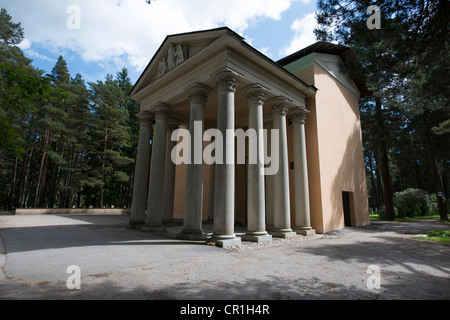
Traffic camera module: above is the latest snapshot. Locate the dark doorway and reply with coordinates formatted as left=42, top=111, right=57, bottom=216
left=342, top=192, right=352, bottom=227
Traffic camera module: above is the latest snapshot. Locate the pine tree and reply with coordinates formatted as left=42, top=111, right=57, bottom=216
left=89, top=74, right=133, bottom=208
left=116, top=67, right=140, bottom=207
left=32, top=56, right=70, bottom=207
left=0, top=8, right=52, bottom=210
left=0, top=8, right=50, bottom=156
left=315, top=0, right=449, bottom=220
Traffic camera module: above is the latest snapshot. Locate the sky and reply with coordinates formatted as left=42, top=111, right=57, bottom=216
left=2, top=0, right=319, bottom=84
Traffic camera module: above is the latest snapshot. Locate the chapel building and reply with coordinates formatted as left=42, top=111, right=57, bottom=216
left=128, top=27, right=371, bottom=247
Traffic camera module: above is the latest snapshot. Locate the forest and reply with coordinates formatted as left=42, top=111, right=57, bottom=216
left=0, top=1, right=449, bottom=221
left=0, top=8, right=140, bottom=210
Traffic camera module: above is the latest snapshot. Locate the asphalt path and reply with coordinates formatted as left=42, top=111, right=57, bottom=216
left=0, top=213, right=449, bottom=301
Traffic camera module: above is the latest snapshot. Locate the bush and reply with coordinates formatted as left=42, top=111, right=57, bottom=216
left=393, top=188, right=434, bottom=218
left=429, top=193, right=441, bottom=216
left=377, top=204, right=398, bottom=220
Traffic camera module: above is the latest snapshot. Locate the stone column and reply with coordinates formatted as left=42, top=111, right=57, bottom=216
left=207, top=163, right=215, bottom=223
left=144, top=103, right=172, bottom=232
left=242, top=84, right=272, bottom=243
left=212, top=69, right=241, bottom=248
left=179, top=83, right=211, bottom=240
left=290, top=107, right=315, bottom=235
left=268, top=98, right=297, bottom=238
left=128, top=111, right=154, bottom=228
left=263, top=114, right=274, bottom=230
left=162, top=120, right=179, bottom=226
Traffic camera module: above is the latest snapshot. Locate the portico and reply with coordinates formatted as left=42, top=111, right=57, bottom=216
left=129, top=27, right=370, bottom=247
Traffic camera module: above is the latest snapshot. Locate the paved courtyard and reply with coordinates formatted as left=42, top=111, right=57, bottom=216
left=0, top=212, right=449, bottom=300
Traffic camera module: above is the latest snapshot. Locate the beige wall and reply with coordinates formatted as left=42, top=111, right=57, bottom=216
left=173, top=143, right=213, bottom=221
left=295, top=66, right=369, bottom=233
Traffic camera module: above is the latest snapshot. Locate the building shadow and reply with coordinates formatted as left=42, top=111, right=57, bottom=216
left=0, top=215, right=214, bottom=254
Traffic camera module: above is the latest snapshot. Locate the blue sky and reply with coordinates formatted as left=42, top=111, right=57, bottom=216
left=3, top=0, right=318, bottom=84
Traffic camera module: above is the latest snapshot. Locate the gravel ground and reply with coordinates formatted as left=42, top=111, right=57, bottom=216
left=224, top=234, right=327, bottom=252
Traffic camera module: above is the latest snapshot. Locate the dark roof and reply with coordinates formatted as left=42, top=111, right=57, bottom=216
left=277, top=42, right=372, bottom=97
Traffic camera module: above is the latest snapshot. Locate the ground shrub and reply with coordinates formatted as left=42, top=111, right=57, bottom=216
left=393, top=188, right=434, bottom=218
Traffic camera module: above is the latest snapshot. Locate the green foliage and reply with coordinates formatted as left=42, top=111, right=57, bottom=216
left=316, top=0, right=450, bottom=219
left=415, top=230, right=450, bottom=244
left=0, top=9, right=52, bottom=155
left=376, top=188, right=441, bottom=220
left=376, top=204, right=398, bottom=220
left=0, top=8, right=23, bottom=47
left=0, top=9, right=140, bottom=210
left=393, top=188, right=435, bottom=218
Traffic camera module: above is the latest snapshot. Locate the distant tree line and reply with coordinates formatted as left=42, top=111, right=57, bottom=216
left=0, top=8, right=140, bottom=210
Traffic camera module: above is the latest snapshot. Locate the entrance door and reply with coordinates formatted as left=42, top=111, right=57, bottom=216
left=342, top=192, right=352, bottom=227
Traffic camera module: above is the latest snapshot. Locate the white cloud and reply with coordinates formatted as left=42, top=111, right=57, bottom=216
left=23, top=49, right=56, bottom=63
left=280, top=12, right=318, bottom=57
left=18, top=38, right=31, bottom=50
left=258, top=47, right=273, bottom=59
left=3, top=0, right=300, bottom=75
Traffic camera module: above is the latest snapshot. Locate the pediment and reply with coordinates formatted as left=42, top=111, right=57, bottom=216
left=131, top=28, right=235, bottom=97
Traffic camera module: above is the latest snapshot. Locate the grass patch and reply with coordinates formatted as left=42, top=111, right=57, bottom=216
left=369, top=214, right=445, bottom=222
left=414, top=230, right=450, bottom=244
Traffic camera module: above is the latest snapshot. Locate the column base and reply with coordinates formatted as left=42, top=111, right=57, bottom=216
left=270, top=229, right=298, bottom=239
left=177, top=229, right=207, bottom=241
left=295, top=227, right=316, bottom=236
left=242, top=232, right=272, bottom=243
left=162, top=219, right=176, bottom=227
left=212, top=235, right=242, bottom=248
left=142, top=224, right=166, bottom=232
left=126, top=221, right=145, bottom=229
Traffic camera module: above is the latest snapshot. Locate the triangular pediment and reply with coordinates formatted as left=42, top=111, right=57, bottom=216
left=131, top=27, right=238, bottom=97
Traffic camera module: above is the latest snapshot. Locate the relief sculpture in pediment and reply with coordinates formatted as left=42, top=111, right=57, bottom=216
left=158, top=43, right=188, bottom=78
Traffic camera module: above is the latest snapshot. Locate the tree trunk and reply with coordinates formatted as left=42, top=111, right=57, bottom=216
left=375, top=98, right=395, bottom=220
left=430, top=155, right=449, bottom=221
left=18, top=148, right=31, bottom=207
left=415, top=158, right=423, bottom=190
left=368, top=151, right=379, bottom=211
left=8, top=155, right=19, bottom=211
left=396, top=152, right=403, bottom=191
left=34, top=129, right=51, bottom=208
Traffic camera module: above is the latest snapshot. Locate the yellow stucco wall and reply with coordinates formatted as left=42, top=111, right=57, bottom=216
left=296, top=65, right=370, bottom=233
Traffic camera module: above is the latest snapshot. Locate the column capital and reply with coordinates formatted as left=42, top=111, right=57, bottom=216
left=267, top=96, right=290, bottom=116
left=137, top=111, right=154, bottom=128
left=289, top=107, right=310, bottom=125
left=243, top=84, right=269, bottom=105
left=272, top=105, right=288, bottom=116
left=167, top=119, right=180, bottom=132
left=213, top=68, right=240, bottom=93
left=186, top=83, right=212, bottom=105
left=153, top=103, right=173, bottom=120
